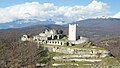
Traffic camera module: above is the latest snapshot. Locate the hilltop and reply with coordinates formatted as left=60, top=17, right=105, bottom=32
left=0, top=18, right=120, bottom=67
left=1, top=18, right=120, bottom=42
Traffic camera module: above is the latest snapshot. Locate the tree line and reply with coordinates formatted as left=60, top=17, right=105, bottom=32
left=0, top=41, right=51, bottom=68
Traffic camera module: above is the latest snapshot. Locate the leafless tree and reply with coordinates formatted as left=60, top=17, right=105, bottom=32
left=0, top=40, right=51, bottom=68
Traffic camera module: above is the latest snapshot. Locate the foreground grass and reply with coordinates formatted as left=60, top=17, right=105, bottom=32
left=101, top=57, right=120, bottom=66
left=49, top=52, right=68, bottom=57
left=48, top=52, right=120, bottom=68
left=50, top=58, right=120, bottom=68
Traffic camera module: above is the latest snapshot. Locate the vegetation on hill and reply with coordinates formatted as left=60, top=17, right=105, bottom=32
left=97, top=37, right=120, bottom=61
left=0, top=41, right=51, bottom=68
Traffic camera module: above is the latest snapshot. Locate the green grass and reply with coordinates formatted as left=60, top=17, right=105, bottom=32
left=53, top=61, right=98, bottom=64
left=50, top=65, right=78, bottom=68
left=48, top=52, right=120, bottom=68
left=64, top=44, right=105, bottom=50
left=50, top=60, right=100, bottom=68
left=50, top=57, right=120, bottom=68
left=49, top=52, right=69, bottom=57
left=101, top=57, right=120, bottom=66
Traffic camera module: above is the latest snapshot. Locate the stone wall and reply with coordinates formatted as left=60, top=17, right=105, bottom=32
left=44, top=45, right=110, bottom=58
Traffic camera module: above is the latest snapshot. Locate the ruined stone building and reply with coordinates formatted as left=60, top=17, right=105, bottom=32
left=21, top=24, right=89, bottom=46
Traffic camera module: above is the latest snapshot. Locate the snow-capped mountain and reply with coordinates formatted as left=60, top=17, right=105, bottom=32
left=0, top=18, right=55, bottom=29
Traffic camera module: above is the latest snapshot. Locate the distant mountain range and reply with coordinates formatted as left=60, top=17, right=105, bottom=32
left=0, top=18, right=120, bottom=41
left=75, top=18, right=120, bottom=30
left=0, top=18, right=55, bottom=29
left=0, top=18, right=120, bottom=29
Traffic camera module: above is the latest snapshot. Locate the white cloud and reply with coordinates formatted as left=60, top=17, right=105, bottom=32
left=0, top=0, right=110, bottom=24
left=113, top=12, right=120, bottom=18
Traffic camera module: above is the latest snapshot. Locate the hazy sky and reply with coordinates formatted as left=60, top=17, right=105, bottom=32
left=0, top=0, right=120, bottom=24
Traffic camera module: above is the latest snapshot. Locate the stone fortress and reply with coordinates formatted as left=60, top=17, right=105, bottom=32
left=21, top=24, right=89, bottom=46
left=21, top=24, right=111, bottom=67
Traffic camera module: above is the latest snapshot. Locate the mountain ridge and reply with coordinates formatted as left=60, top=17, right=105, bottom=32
left=0, top=18, right=55, bottom=29
left=0, top=18, right=120, bottom=41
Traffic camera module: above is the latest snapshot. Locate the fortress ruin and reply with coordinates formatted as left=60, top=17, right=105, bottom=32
left=21, top=24, right=89, bottom=46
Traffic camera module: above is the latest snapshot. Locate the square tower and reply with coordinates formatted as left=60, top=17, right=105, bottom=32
left=68, top=24, right=79, bottom=41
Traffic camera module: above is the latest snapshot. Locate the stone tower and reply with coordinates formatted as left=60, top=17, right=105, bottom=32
left=68, top=24, right=78, bottom=41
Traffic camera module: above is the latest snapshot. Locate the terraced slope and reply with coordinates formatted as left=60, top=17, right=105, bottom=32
left=43, top=44, right=120, bottom=68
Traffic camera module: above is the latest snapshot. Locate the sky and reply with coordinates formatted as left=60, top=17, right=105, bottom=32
left=0, top=0, right=120, bottom=24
